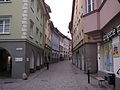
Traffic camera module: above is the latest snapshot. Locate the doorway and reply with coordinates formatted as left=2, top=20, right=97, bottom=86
left=0, top=48, right=12, bottom=77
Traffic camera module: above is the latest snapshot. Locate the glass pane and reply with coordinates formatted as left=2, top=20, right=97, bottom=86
left=5, top=25, right=9, bottom=30
left=0, top=21, right=3, bottom=25
left=0, top=25, right=3, bottom=33
left=4, top=29, right=9, bottom=33
left=88, top=5, right=91, bottom=12
left=5, top=19, right=10, bottom=25
left=0, top=24, right=3, bottom=28
left=88, top=0, right=91, bottom=4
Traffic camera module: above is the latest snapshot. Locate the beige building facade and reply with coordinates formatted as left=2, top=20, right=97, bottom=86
left=69, top=0, right=97, bottom=73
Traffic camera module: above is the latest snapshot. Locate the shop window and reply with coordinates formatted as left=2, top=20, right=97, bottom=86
left=103, top=42, right=113, bottom=72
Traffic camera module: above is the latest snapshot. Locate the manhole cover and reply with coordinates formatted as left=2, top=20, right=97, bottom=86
left=4, top=81, right=14, bottom=84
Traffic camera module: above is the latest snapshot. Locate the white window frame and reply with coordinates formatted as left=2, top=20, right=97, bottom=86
left=87, top=0, right=94, bottom=13
left=0, top=17, right=11, bottom=34
left=0, top=0, right=11, bottom=2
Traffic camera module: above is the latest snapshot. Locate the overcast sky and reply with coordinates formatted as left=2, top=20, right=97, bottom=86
left=45, top=0, right=72, bottom=38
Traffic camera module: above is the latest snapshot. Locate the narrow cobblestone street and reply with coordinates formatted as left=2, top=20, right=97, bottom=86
left=0, top=60, right=113, bottom=90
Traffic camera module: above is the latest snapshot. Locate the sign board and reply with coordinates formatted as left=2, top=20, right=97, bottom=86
left=16, top=48, right=23, bottom=51
left=103, top=25, right=120, bottom=41
left=15, top=58, right=23, bottom=62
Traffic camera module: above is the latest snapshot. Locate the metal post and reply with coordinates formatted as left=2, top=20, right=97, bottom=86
left=88, top=69, right=90, bottom=84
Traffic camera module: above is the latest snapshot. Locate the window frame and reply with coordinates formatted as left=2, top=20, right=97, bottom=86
left=87, top=0, right=94, bottom=13
left=0, top=17, right=11, bottom=34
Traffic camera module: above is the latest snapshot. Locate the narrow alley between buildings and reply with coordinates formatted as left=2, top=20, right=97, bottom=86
left=0, top=60, right=113, bottom=90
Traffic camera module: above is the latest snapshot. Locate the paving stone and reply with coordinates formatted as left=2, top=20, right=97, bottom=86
left=0, top=60, right=113, bottom=90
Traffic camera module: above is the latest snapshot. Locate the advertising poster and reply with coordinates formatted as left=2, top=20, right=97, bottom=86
left=103, top=42, right=113, bottom=72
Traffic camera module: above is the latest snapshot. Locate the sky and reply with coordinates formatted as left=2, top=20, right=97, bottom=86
left=45, top=0, right=73, bottom=39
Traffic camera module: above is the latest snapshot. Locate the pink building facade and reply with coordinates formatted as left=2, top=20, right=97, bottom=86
left=83, top=0, right=120, bottom=89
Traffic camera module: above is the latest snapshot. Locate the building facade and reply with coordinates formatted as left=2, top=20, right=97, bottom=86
left=44, top=4, right=52, bottom=64
left=63, top=36, right=71, bottom=60
left=82, top=0, right=120, bottom=89
left=0, top=0, right=47, bottom=78
left=51, top=28, right=60, bottom=62
left=69, top=0, right=97, bottom=73
left=59, top=32, right=64, bottom=61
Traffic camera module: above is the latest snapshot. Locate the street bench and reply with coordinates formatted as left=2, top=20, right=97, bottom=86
left=95, top=77, right=105, bottom=86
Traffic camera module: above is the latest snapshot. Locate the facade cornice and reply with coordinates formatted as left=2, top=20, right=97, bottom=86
left=0, top=39, right=44, bottom=50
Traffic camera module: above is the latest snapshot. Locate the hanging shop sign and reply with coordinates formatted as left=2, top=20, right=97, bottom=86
left=103, top=25, right=120, bottom=41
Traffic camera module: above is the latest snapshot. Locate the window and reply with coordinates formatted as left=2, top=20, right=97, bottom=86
left=39, top=32, right=42, bottom=44
left=37, top=4, right=40, bottom=16
left=0, top=0, right=11, bottom=2
left=30, top=20, right=34, bottom=37
left=87, top=0, right=94, bottom=13
left=31, top=0, right=34, bottom=8
left=36, top=27, right=39, bottom=41
left=0, top=17, right=10, bottom=34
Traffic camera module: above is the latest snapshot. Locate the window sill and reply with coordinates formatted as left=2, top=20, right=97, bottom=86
left=83, top=9, right=98, bottom=17
left=0, top=33, right=10, bottom=35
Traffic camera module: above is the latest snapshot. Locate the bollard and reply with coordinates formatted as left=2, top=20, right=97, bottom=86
left=88, top=70, right=90, bottom=84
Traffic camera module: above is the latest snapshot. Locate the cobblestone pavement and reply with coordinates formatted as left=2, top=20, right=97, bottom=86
left=0, top=60, right=113, bottom=90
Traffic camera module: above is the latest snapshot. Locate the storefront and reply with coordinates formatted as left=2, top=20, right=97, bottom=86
left=98, top=13, right=120, bottom=89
